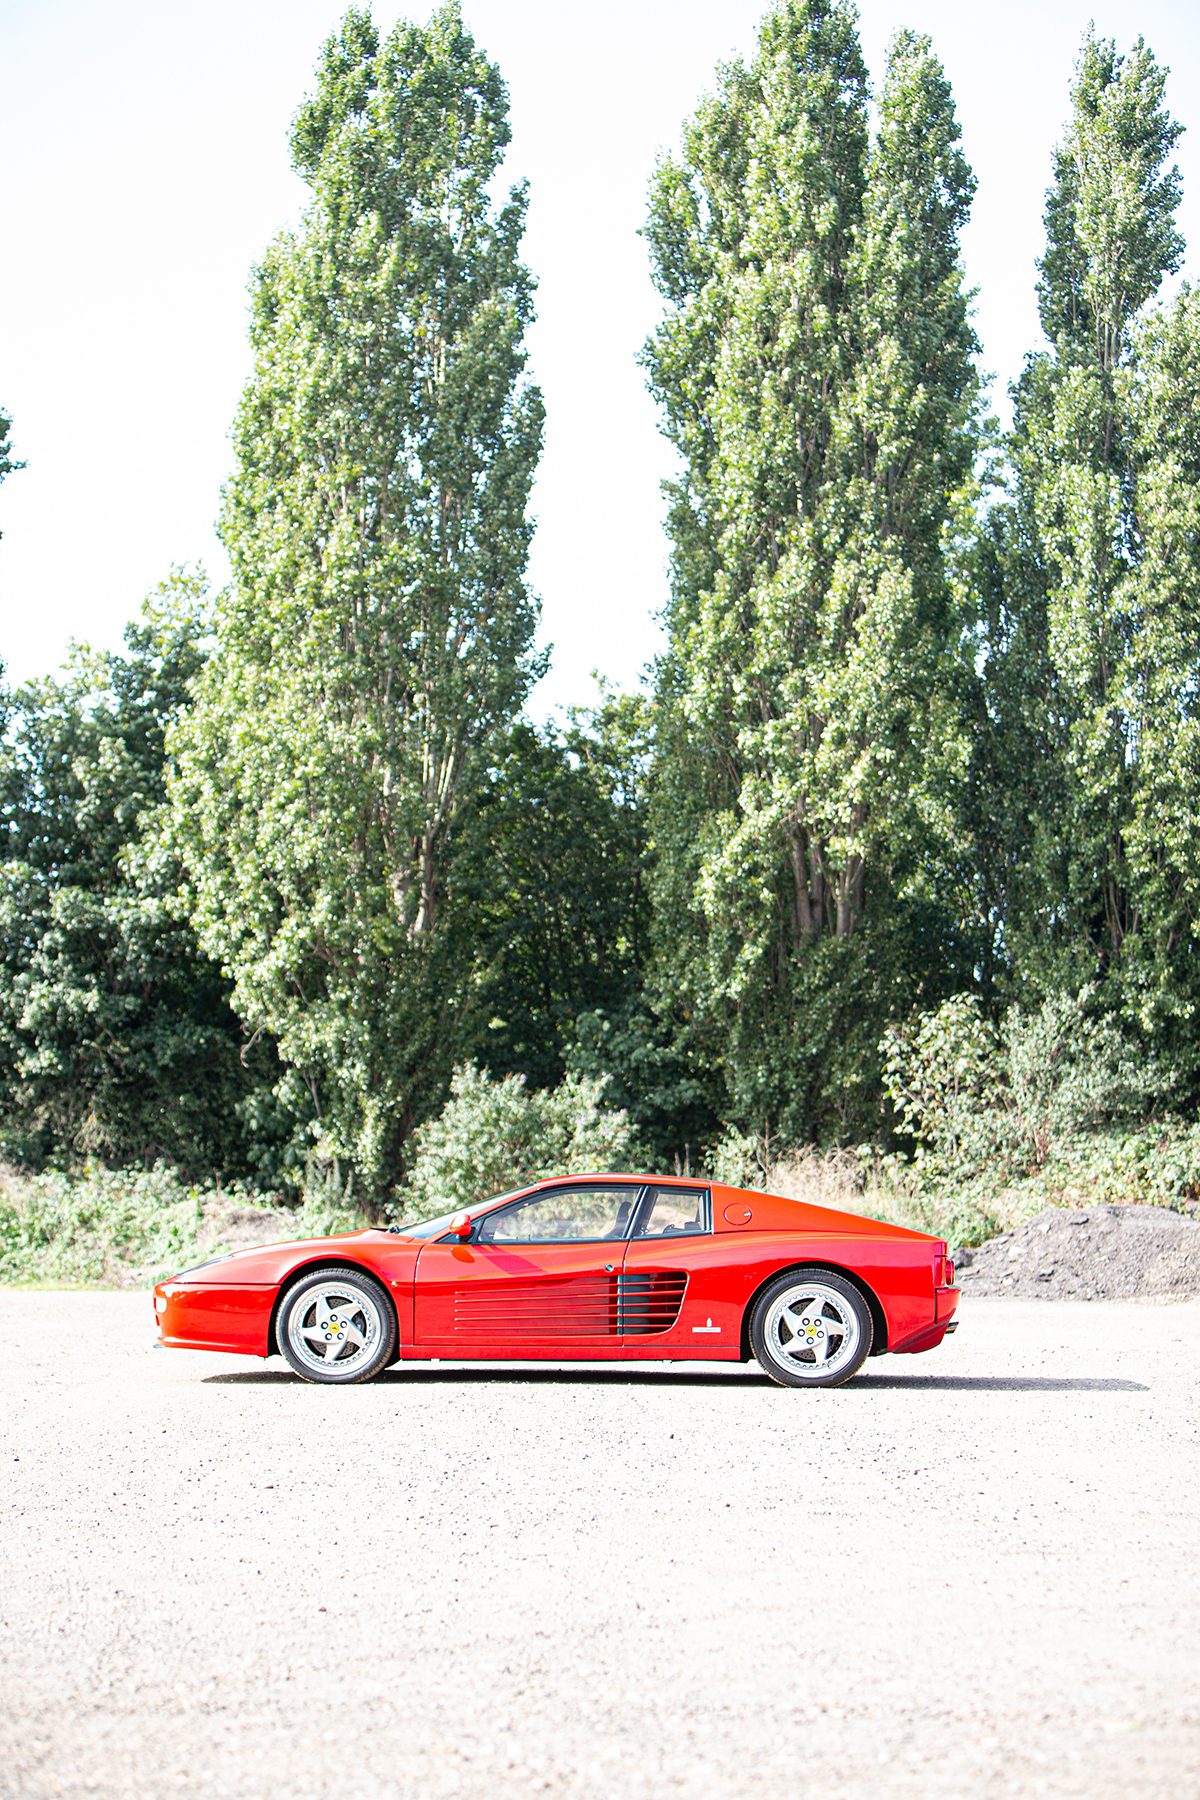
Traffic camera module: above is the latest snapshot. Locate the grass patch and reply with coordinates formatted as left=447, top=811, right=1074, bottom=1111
left=0, top=1163, right=367, bottom=1289
left=5, top=1119, right=1197, bottom=1287
left=763, top=1123, right=1200, bottom=1250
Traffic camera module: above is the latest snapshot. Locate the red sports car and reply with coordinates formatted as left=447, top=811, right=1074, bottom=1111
left=150, top=1166, right=964, bottom=1389
left=154, top=1174, right=959, bottom=1388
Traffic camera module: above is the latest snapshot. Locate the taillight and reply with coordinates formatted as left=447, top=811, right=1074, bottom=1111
left=934, top=1254, right=956, bottom=1287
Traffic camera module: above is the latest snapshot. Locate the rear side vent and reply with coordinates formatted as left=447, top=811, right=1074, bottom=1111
left=618, top=1270, right=688, bottom=1335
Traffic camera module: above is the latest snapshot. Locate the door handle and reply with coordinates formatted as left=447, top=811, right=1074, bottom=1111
left=605, top=1263, right=615, bottom=1273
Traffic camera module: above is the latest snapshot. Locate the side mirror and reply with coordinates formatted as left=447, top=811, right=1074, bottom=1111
left=449, top=1211, right=473, bottom=1241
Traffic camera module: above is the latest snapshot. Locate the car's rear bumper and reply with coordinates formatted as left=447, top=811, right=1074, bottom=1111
left=890, top=1286, right=960, bottom=1355
left=935, top=1284, right=960, bottom=1323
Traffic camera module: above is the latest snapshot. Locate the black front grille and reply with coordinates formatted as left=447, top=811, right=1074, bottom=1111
left=618, top=1270, right=688, bottom=1335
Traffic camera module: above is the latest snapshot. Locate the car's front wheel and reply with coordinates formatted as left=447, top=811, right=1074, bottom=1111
left=277, top=1266, right=396, bottom=1385
left=749, top=1267, right=873, bottom=1388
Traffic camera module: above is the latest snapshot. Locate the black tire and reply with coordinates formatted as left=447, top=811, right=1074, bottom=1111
left=749, top=1266, right=873, bottom=1388
left=277, top=1265, right=396, bottom=1385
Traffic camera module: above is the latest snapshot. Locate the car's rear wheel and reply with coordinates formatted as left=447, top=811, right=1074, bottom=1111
left=277, top=1266, right=396, bottom=1385
left=750, top=1267, right=873, bottom=1388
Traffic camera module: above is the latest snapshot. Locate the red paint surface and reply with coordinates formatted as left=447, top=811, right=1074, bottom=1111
left=153, top=1174, right=959, bottom=1369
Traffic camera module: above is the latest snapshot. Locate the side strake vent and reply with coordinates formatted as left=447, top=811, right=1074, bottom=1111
left=451, top=1270, right=689, bottom=1339
left=453, top=1274, right=616, bottom=1338
left=619, top=1270, right=688, bottom=1336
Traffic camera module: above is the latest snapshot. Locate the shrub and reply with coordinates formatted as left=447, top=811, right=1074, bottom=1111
left=999, top=991, right=1167, bottom=1168
left=880, top=994, right=999, bottom=1166
left=0, top=1160, right=365, bottom=1287
left=881, top=988, right=1170, bottom=1180
left=399, top=1064, right=646, bottom=1218
left=0, top=1162, right=206, bottom=1285
left=707, top=1125, right=772, bottom=1190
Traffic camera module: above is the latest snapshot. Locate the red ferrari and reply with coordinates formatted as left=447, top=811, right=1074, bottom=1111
left=154, top=1174, right=959, bottom=1388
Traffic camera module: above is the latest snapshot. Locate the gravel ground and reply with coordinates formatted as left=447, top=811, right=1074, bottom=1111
left=957, top=1204, right=1200, bottom=1300
left=1, top=1292, right=1198, bottom=1800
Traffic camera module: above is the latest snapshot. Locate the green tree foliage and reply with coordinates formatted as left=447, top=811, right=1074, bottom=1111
left=992, top=33, right=1197, bottom=1072
left=644, top=5, right=980, bottom=1141
left=169, top=6, right=543, bottom=1200
left=469, top=692, right=719, bottom=1165
left=0, top=576, right=277, bottom=1175
left=468, top=694, right=650, bottom=1092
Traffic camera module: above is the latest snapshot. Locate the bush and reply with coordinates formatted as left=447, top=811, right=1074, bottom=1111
left=999, top=992, right=1166, bottom=1167
left=881, top=988, right=1170, bottom=1180
left=399, top=1064, right=646, bottom=1218
left=0, top=1161, right=365, bottom=1287
left=879, top=993, right=998, bottom=1166
left=0, top=1163, right=205, bottom=1286
left=866, top=986, right=1200, bottom=1244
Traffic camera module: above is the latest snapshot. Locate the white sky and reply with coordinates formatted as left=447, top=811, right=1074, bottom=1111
left=2, top=0, right=1199, bottom=716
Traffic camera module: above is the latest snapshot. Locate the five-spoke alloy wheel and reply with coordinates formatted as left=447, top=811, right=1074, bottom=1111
left=749, top=1266, right=873, bottom=1388
left=277, top=1266, right=396, bottom=1385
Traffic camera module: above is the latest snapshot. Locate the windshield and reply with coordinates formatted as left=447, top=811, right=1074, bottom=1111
left=390, top=1186, right=530, bottom=1239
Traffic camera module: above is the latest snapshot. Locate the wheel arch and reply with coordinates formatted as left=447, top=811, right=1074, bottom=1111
left=267, top=1256, right=399, bottom=1358
left=739, top=1260, right=888, bottom=1361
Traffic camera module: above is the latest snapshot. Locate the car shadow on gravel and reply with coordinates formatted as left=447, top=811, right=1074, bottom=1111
left=856, top=1374, right=1148, bottom=1392
left=202, top=1368, right=1148, bottom=1392
left=203, top=1367, right=773, bottom=1387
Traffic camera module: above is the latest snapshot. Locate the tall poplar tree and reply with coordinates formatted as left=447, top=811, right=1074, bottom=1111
left=644, top=6, right=979, bottom=1139
left=170, top=6, right=543, bottom=1197
left=1124, top=287, right=1200, bottom=1063
left=0, top=407, right=22, bottom=537
left=0, top=409, right=17, bottom=485
left=995, top=33, right=1192, bottom=1062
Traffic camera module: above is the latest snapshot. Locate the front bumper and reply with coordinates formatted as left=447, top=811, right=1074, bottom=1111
left=153, top=1281, right=272, bottom=1356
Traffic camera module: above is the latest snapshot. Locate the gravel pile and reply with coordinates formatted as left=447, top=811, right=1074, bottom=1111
left=956, top=1202, right=1200, bottom=1301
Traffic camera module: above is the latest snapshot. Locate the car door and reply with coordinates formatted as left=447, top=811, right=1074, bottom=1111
left=411, top=1181, right=643, bottom=1359
left=619, top=1183, right=741, bottom=1358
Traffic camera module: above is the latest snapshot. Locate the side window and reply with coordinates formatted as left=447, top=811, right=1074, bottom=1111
left=633, top=1186, right=710, bottom=1239
left=476, top=1184, right=636, bottom=1245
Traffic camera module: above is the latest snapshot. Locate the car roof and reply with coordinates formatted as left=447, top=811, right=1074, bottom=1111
left=535, top=1172, right=709, bottom=1188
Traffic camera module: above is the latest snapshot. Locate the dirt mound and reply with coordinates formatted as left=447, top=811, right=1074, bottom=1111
left=956, top=1203, right=1200, bottom=1301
